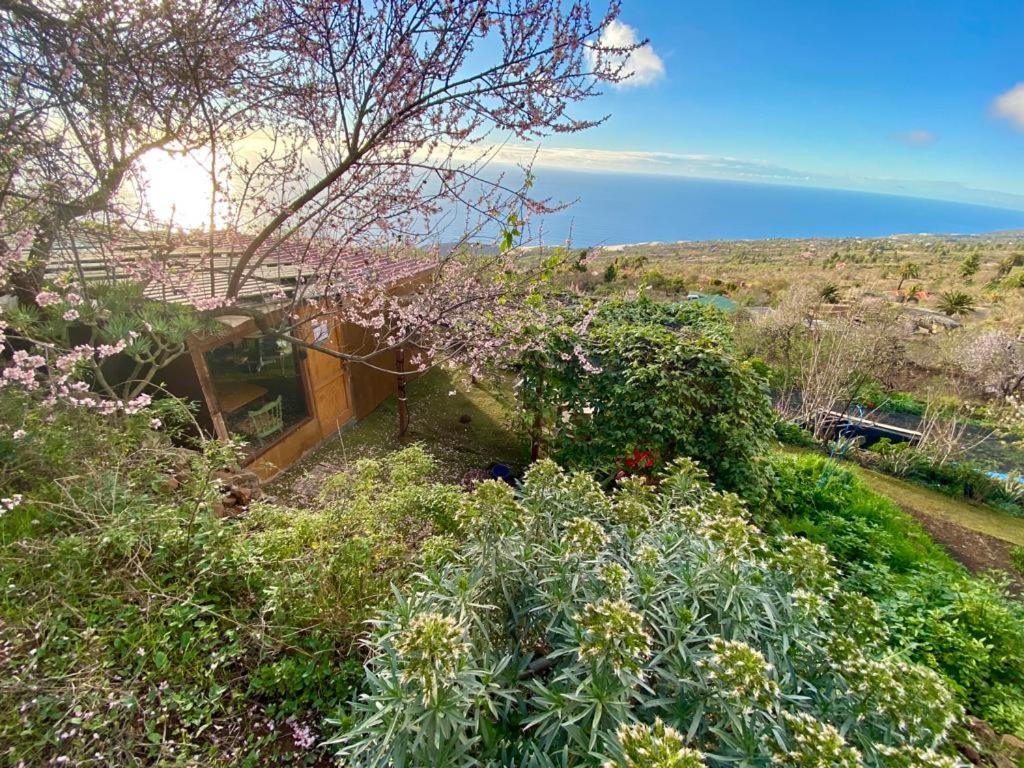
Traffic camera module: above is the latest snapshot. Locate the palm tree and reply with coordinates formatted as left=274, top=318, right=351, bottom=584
left=960, top=252, right=981, bottom=281
left=896, top=261, right=921, bottom=293
left=936, top=290, right=975, bottom=317
left=818, top=282, right=841, bottom=304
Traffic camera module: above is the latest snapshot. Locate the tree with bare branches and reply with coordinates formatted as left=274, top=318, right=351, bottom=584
left=0, top=0, right=253, bottom=302
left=202, top=0, right=636, bottom=375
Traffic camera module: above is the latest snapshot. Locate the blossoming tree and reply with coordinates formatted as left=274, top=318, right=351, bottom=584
left=1, top=0, right=641, bottom=422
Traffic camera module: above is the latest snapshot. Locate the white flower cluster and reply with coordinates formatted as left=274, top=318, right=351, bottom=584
left=577, top=597, right=652, bottom=673
left=874, top=743, right=961, bottom=768
left=697, top=638, right=780, bottom=710
left=563, top=515, right=609, bottom=556
left=599, top=562, right=630, bottom=593
left=840, top=652, right=960, bottom=736
left=769, top=535, right=836, bottom=593
left=394, top=612, right=470, bottom=692
left=769, top=711, right=861, bottom=768
left=606, top=718, right=705, bottom=768
left=1, top=493, right=23, bottom=514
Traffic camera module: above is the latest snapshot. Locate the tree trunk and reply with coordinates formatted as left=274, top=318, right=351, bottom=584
left=396, top=347, right=409, bottom=437
left=10, top=221, right=57, bottom=307
left=530, top=368, right=544, bottom=461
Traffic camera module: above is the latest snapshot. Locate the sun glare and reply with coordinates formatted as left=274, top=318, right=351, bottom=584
left=139, top=148, right=220, bottom=231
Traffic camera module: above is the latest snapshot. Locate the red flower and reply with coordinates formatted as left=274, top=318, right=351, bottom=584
left=624, top=448, right=655, bottom=470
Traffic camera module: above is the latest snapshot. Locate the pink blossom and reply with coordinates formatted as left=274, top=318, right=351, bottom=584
left=1, top=494, right=22, bottom=513
left=35, top=291, right=61, bottom=308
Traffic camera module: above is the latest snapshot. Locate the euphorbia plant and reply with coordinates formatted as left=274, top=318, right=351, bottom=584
left=332, top=459, right=964, bottom=767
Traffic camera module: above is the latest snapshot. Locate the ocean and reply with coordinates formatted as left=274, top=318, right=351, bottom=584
left=499, top=169, right=1024, bottom=245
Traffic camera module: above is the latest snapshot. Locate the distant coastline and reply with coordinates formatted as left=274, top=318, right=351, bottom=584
left=508, top=170, right=1024, bottom=246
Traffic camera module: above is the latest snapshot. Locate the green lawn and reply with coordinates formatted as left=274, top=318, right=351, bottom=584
left=271, top=367, right=529, bottom=490
left=851, top=465, right=1024, bottom=548
left=780, top=445, right=1024, bottom=547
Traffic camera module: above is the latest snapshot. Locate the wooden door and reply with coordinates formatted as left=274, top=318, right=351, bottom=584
left=304, top=318, right=354, bottom=438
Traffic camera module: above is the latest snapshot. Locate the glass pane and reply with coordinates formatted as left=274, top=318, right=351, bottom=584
left=204, top=335, right=310, bottom=456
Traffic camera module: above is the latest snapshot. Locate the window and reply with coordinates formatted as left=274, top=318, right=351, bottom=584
left=204, top=335, right=310, bottom=456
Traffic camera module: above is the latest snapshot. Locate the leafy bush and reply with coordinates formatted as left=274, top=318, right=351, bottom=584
left=774, top=418, right=818, bottom=447
left=862, top=437, right=1023, bottom=514
left=333, top=459, right=963, bottom=766
left=642, top=269, right=689, bottom=294
left=770, top=453, right=1024, bottom=736
left=0, top=394, right=459, bottom=765
left=855, top=382, right=926, bottom=415
left=1013, top=546, right=1024, bottom=575
left=868, top=437, right=929, bottom=477
left=519, top=297, right=775, bottom=499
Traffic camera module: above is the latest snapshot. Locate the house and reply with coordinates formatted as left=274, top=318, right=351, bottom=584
left=45, top=233, right=430, bottom=479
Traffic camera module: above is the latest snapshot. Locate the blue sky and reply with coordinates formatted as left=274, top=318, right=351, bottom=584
left=506, top=1, right=1024, bottom=210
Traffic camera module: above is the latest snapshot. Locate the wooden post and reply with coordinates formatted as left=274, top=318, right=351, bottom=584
left=396, top=347, right=409, bottom=437
left=190, top=342, right=230, bottom=441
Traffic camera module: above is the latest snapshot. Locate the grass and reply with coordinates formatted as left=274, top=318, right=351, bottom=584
left=779, top=444, right=1024, bottom=547
left=851, top=464, right=1024, bottom=547
left=271, top=367, right=529, bottom=491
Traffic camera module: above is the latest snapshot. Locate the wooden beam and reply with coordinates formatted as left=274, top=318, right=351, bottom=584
left=189, top=341, right=229, bottom=441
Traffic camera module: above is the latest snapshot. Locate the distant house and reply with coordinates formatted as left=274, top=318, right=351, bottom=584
left=45, top=233, right=430, bottom=479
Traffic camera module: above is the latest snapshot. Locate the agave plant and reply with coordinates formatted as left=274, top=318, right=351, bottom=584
left=330, top=459, right=964, bottom=767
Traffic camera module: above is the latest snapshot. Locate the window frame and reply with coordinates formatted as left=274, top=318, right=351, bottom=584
left=188, top=316, right=317, bottom=462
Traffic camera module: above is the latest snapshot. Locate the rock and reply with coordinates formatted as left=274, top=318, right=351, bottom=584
left=968, top=716, right=998, bottom=744
left=956, top=742, right=983, bottom=766
left=999, top=734, right=1024, bottom=754
left=153, top=474, right=180, bottom=494
left=229, top=485, right=256, bottom=507
left=214, top=469, right=263, bottom=508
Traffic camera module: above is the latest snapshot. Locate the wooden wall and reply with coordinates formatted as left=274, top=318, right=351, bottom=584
left=172, top=271, right=433, bottom=479
left=341, top=322, right=399, bottom=419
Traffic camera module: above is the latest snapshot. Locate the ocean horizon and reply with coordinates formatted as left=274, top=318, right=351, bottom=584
left=495, top=168, right=1024, bottom=246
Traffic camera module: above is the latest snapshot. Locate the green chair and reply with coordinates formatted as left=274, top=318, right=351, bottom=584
left=238, top=396, right=283, bottom=441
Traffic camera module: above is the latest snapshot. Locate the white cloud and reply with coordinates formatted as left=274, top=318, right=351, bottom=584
left=993, top=83, right=1024, bottom=129
left=896, top=130, right=937, bottom=146
left=590, top=20, right=665, bottom=88
left=451, top=142, right=1024, bottom=211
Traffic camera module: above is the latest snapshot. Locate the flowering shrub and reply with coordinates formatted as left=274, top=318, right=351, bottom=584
left=0, top=401, right=459, bottom=765
left=333, top=459, right=964, bottom=766
left=2, top=281, right=205, bottom=411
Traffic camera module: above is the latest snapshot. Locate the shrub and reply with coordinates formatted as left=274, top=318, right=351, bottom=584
left=519, top=297, right=775, bottom=499
left=332, top=459, right=963, bottom=766
left=0, top=395, right=459, bottom=765
left=1012, top=546, right=1024, bottom=575
left=868, top=437, right=928, bottom=477
left=770, top=453, right=1024, bottom=736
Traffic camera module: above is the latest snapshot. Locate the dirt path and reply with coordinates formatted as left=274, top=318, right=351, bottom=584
left=851, top=467, right=1024, bottom=592
left=900, top=506, right=1022, bottom=592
